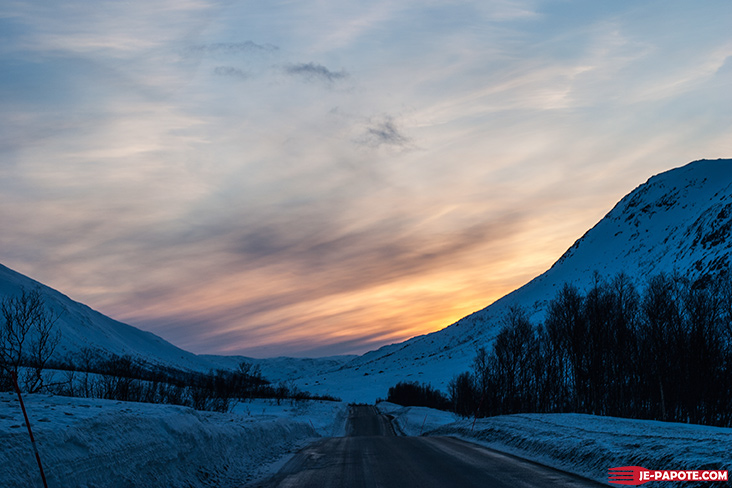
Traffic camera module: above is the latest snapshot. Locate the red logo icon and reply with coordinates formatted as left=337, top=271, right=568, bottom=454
left=608, top=466, right=650, bottom=485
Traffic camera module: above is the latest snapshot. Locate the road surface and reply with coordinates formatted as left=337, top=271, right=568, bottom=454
left=249, top=405, right=608, bottom=488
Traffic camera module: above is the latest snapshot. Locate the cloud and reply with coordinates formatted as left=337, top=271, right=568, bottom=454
left=284, top=62, right=349, bottom=83
left=4, top=0, right=732, bottom=359
left=359, top=116, right=412, bottom=148
left=213, top=66, right=248, bottom=80
left=76, top=168, right=531, bottom=356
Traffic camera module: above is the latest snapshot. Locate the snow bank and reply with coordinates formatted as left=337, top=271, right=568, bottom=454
left=230, top=398, right=349, bottom=437
left=376, top=401, right=459, bottom=436
left=382, top=404, right=732, bottom=486
left=1, top=393, right=347, bottom=488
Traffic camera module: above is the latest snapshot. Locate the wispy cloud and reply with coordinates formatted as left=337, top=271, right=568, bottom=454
left=106, top=207, right=529, bottom=356
left=2, top=0, right=732, bottom=358
left=359, top=116, right=412, bottom=148
left=284, top=62, right=349, bottom=83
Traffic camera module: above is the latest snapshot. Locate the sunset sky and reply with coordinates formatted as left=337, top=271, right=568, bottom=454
left=2, top=0, right=732, bottom=357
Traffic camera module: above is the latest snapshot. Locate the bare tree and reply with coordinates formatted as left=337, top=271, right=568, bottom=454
left=0, top=288, right=61, bottom=393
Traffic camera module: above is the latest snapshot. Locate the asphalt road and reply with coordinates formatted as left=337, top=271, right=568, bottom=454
left=249, top=405, right=608, bottom=488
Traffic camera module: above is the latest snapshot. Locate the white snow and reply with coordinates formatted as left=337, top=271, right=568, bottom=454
left=0, top=263, right=213, bottom=373
left=376, top=401, right=460, bottom=435
left=0, top=392, right=347, bottom=488
left=379, top=403, right=732, bottom=486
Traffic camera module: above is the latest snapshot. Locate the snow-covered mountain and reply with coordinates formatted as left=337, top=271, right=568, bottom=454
left=0, top=263, right=353, bottom=378
left=0, top=262, right=213, bottom=371
left=3, top=159, right=731, bottom=399
left=297, top=159, right=732, bottom=401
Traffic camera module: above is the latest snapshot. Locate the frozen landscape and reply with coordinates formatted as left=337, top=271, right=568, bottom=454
left=0, top=393, right=347, bottom=487
left=4, top=0, right=732, bottom=483
left=3, top=394, right=729, bottom=487
left=2, top=159, right=732, bottom=487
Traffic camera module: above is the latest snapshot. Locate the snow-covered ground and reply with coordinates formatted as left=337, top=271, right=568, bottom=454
left=0, top=392, right=347, bottom=488
left=377, top=401, right=461, bottom=435
left=378, top=402, right=732, bottom=486
left=6, top=393, right=727, bottom=488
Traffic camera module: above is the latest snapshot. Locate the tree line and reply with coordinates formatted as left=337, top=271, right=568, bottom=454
left=52, top=352, right=275, bottom=412
left=448, top=272, right=732, bottom=427
left=53, top=351, right=338, bottom=411
left=385, top=381, right=450, bottom=411
left=1, top=287, right=339, bottom=412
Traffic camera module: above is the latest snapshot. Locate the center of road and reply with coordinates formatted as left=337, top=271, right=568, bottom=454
left=248, top=405, right=607, bottom=488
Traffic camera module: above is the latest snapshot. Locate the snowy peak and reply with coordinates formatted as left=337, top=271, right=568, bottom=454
left=552, top=159, right=732, bottom=286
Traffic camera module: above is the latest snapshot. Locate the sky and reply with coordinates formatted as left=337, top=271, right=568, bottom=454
left=1, top=0, right=732, bottom=358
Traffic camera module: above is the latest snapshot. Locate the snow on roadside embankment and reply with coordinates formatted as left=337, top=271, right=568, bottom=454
left=377, top=402, right=732, bottom=486
left=1, top=393, right=347, bottom=488
left=377, top=401, right=460, bottom=436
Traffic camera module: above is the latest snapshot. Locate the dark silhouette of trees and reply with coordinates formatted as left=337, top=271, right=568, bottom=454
left=46, top=351, right=339, bottom=412
left=0, top=290, right=340, bottom=410
left=447, top=372, right=477, bottom=417
left=0, top=288, right=61, bottom=393
left=386, top=381, right=450, bottom=411
left=449, top=271, right=732, bottom=427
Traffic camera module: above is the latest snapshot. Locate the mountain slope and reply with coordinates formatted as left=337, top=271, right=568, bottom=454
left=0, top=263, right=356, bottom=378
left=298, top=159, right=732, bottom=401
left=0, top=263, right=212, bottom=371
